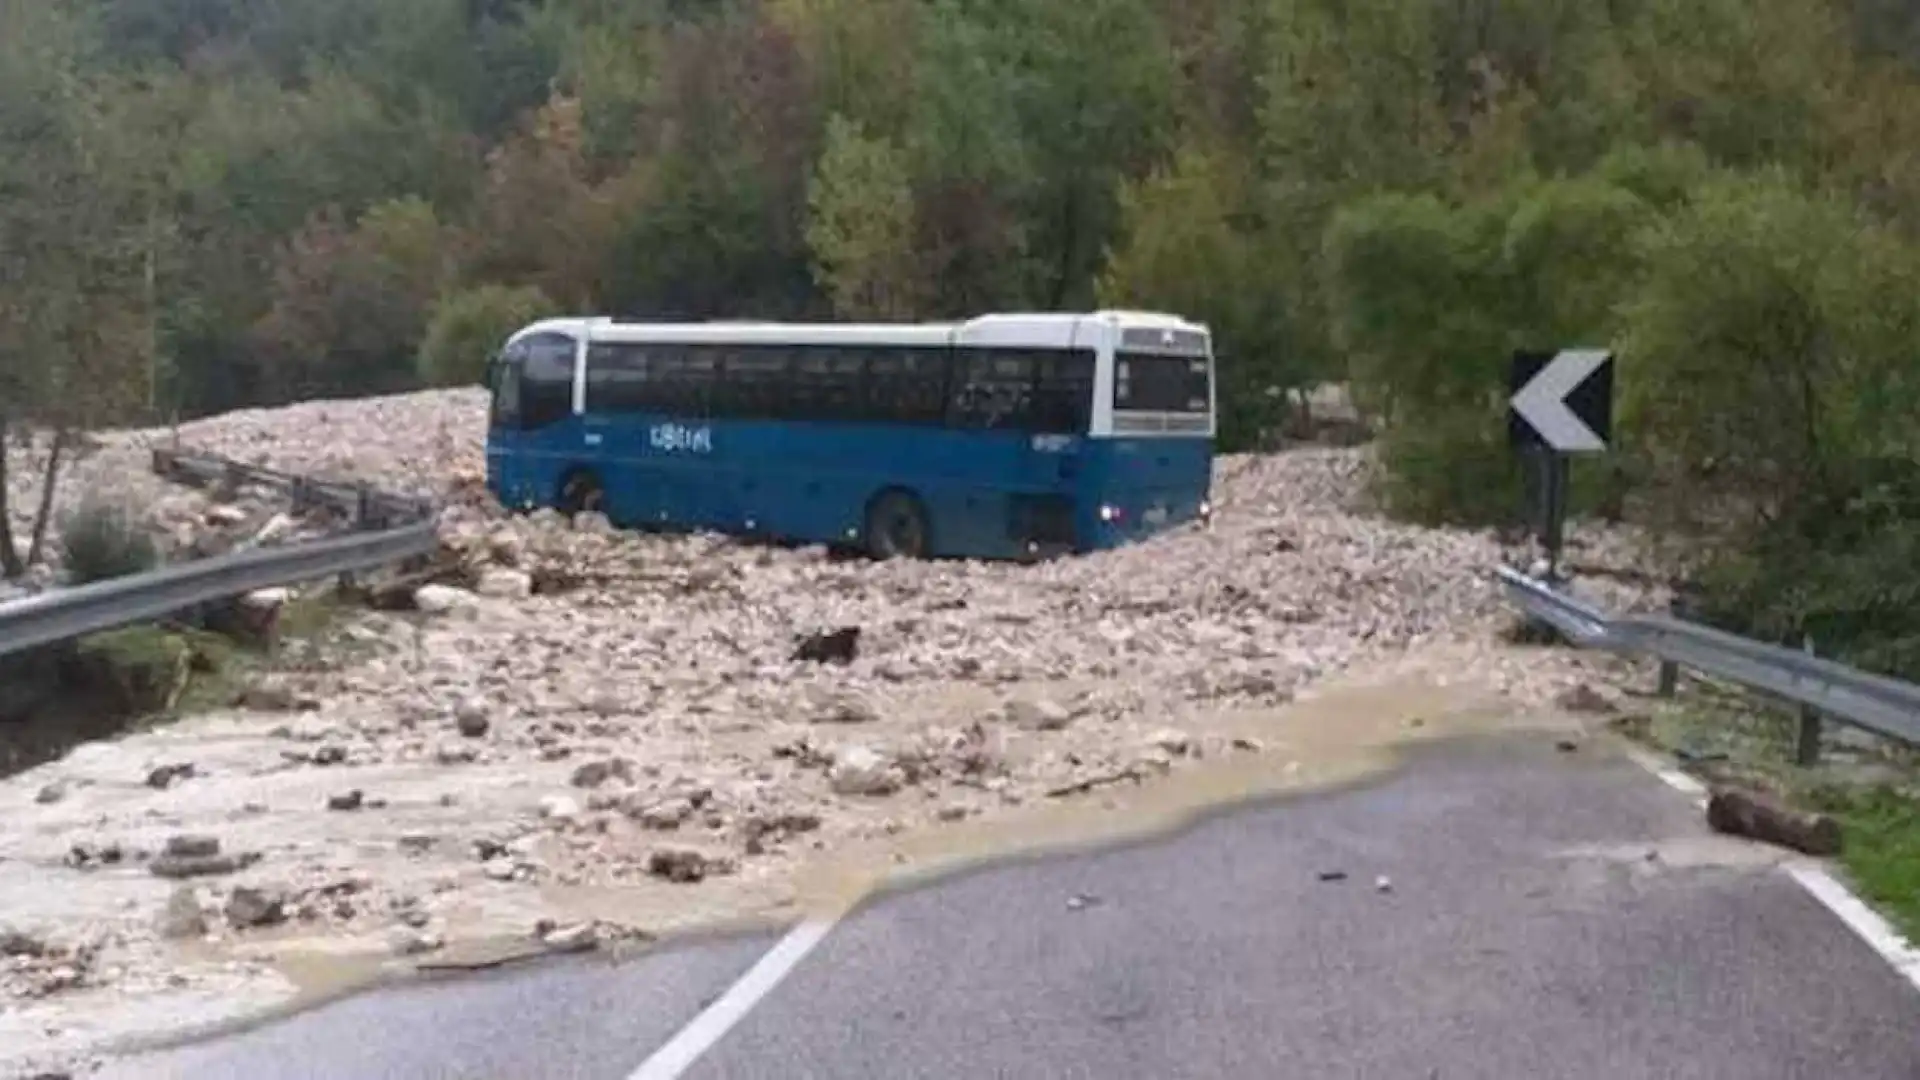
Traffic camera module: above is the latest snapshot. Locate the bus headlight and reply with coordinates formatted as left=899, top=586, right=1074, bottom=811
left=1099, top=504, right=1121, bottom=523
left=1199, top=499, right=1213, bottom=520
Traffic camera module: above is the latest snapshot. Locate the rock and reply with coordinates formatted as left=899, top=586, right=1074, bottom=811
left=398, top=833, right=436, bottom=854
left=793, top=626, right=860, bottom=665
left=633, top=796, right=695, bottom=830
left=164, top=834, right=221, bottom=859
left=570, top=758, right=633, bottom=789
left=817, top=695, right=881, bottom=725
left=937, top=804, right=970, bottom=822
left=0, top=927, right=47, bottom=957
left=482, top=857, right=517, bottom=881
left=739, top=811, right=822, bottom=852
left=829, top=746, right=902, bottom=797
left=150, top=853, right=254, bottom=879
left=389, top=927, right=444, bottom=956
left=646, top=848, right=731, bottom=883
left=239, top=683, right=305, bottom=712
left=1554, top=683, right=1615, bottom=715
left=1007, top=699, right=1074, bottom=732
left=1706, top=787, right=1843, bottom=857
left=159, top=887, right=207, bottom=940
left=146, top=763, right=197, bottom=789
left=311, top=745, right=347, bottom=766
left=1148, top=729, right=1194, bottom=757
left=436, top=744, right=479, bottom=765
left=35, top=783, right=66, bottom=805
left=224, top=886, right=287, bottom=929
left=539, top=794, right=582, bottom=821
left=204, top=504, right=248, bottom=527
left=454, top=698, right=492, bottom=738
left=1374, top=875, right=1393, bottom=893
left=541, top=922, right=599, bottom=952
left=487, top=529, right=525, bottom=566
left=327, top=790, right=365, bottom=812
left=414, top=584, right=478, bottom=616
left=475, top=568, right=533, bottom=599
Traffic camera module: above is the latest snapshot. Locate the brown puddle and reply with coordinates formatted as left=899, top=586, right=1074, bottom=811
left=104, top=662, right=1576, bottom=1057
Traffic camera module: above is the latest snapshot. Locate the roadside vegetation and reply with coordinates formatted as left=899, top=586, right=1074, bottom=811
left=1614, top=691, right=1920, bottom=938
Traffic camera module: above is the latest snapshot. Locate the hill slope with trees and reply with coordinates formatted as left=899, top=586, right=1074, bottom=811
left=4, top=0, right=1920, bottom=672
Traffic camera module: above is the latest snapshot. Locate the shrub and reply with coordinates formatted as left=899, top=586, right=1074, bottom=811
left=417, top=283, right=558, bottom=388
left=60, top=497, right=159, bottom=585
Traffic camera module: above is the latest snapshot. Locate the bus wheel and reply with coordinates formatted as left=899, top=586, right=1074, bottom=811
left=864, top=490, right=930, bottom=560
left=558, top=471, right=604, bottom=517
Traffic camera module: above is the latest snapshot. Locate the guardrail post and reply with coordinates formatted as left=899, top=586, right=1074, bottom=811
left=1657, top=659, right=1678, bottom=698
left=1795, top=633, right=1823, bottom=768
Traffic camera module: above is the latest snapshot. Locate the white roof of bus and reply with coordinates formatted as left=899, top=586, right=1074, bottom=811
left=509, top=311, right=1207, bottom=349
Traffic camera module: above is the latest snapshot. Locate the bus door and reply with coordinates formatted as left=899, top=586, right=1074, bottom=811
left=485, top=341, right=536, bottom=510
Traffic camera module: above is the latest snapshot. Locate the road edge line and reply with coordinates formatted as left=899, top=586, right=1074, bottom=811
left=1621, top=745, right=1920, bottom=994
left=627, top=916, right=838, bottom=1080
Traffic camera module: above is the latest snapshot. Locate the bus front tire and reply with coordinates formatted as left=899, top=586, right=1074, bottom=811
left=558, top=471, right=605, bottom=518
left=864, top=490, right=930, bottom=560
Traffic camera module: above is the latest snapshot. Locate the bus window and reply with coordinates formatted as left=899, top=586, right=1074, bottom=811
left=868, top=349, right=949, bottom=426
left=586, top=342, right=650, bottom=413
left=488, top=350, right=523, bottom=429
left=1114, top=351, right=1210, bottom=413
left=1028, top=349, right=1095, bottom=434
left=520, top=334, right=577, bottom=428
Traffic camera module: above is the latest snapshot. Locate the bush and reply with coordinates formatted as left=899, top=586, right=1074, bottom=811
left=60, top=497, right=159, bottom=585
left=417, top=283, right=558, bottom=388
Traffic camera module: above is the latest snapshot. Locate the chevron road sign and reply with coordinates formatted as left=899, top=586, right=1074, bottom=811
left=1508, top=349, right=1613, bottom=453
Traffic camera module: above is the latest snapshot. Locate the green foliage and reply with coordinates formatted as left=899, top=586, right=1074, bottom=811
left=418, top=284, right=559, bottom=388
left=1097, top=143, right=1293, bottom=450
left=807, top=115, right=920, bottom=318
left=60, top=497, right=159, bottom=585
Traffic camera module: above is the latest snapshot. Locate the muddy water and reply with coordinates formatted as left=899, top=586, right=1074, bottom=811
left=66, top=659, right=1579, bottom=1072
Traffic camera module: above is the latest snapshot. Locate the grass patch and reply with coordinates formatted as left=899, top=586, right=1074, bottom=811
left=0, top=588, right=359, bottom=778
left=1805, top=786, right=1920, bottom=941
left=1616, top=686, right=1920, bottom=939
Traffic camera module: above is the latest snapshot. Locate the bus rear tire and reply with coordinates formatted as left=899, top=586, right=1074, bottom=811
left=558, top=470, right=605, bottom=518
left=864, top=490, right=930, bottom=560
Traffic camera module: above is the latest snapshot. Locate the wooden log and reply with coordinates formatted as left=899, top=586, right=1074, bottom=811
left=1705, top=786, right=1843, bottom=857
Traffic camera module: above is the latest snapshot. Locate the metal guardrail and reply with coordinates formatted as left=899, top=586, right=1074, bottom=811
left=0, top=448, right=439, bottom=659
left=1497, top=565, right=1920, bottom=754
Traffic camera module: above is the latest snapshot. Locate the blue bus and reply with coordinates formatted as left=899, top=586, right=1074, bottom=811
left=483, top=310, right=1215, bottom=560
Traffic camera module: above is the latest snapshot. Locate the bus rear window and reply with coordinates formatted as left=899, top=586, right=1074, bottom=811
left=1114, top=352, right=1209, bottom=413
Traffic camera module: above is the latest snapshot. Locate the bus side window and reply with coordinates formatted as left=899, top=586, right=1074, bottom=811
left=649, top=345, right=717, bottom=416
left=867, top=349, right=947, bottom=426
left=520, top=334, right=576, bottom=429
left=585, top=343, right=649, bottom=413
left=790, top=347, right=866, bottom=422
left=948, top=349, right=1035, bottom=431
left=717, top=345, right=793, bottom=421
left=1023, top=349, right=1094, bottom=434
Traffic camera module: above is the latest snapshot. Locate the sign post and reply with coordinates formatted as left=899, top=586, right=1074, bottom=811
left=1508, top=349, right=1613, bottom=580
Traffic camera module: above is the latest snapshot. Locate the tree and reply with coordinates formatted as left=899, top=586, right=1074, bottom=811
left=418, top=284, right=558, bottom=388
left=806, top=115, right=922, bottom=318
left=248, top=197, right=456, bottom=404
left=1097, top=143, right=1291, bottom=449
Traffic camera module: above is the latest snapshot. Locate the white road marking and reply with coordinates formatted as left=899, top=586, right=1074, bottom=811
left=627, top=917, right=838, bottom=1079
left=1620, top=743, right=1920, bottom=993
left=1785, top=863, right=1920, bottom=992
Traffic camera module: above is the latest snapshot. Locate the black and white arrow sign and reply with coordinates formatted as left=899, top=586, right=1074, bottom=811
left=1508, top=349, right=1613, bottom=453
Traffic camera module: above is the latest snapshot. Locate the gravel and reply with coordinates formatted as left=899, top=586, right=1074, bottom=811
left=0, top=387, right=1665, bottom=1075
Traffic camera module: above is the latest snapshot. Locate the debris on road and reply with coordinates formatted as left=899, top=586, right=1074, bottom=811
left=0, top=387, right=1661, bottom=1071
left=1705, top=787, right=1843, bottom=857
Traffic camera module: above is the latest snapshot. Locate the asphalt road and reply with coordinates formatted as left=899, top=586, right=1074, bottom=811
left=99, top=736, right=1920, bottom=1079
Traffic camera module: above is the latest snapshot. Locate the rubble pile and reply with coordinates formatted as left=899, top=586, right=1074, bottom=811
left=0, top=387, right=1664, bottom=1074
